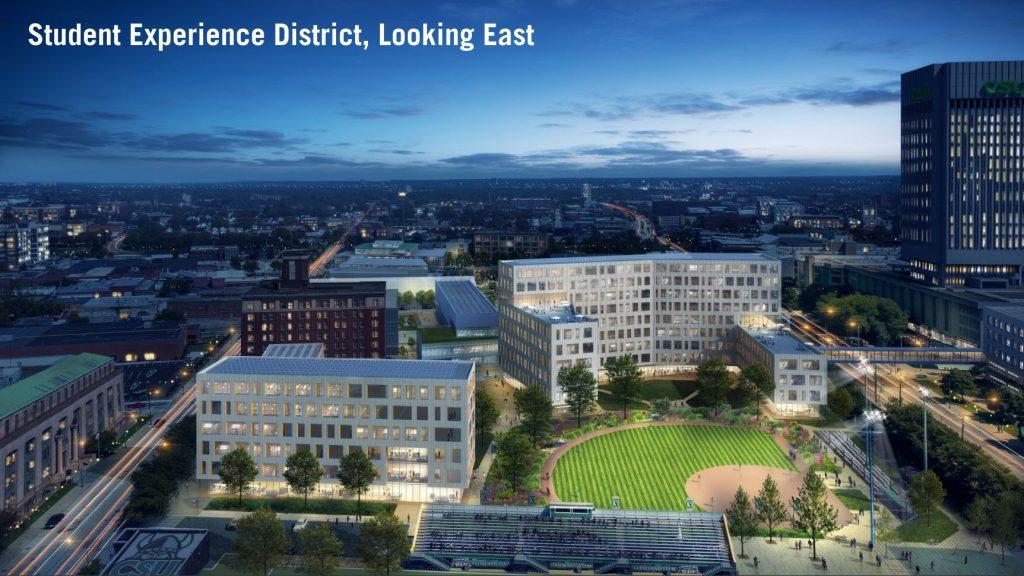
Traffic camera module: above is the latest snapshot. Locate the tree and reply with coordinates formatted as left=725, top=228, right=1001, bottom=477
left=907, top=470, right=945, bottom=528
left=96, top=429, right=118, bottom=457
left=493, top=430, right=535, bottom=493
left=789, top=471, right=838, bottom=559
left=359, top=512, right=410, bottom=576
left=398, top=291, right=414, bottom=308
left=814, top=293, right=907, bottom=346
left=558, top=364, right=597, bottom=428
left=0, top=508, right=18, bottom=542
left=242, top=260, right=259, bottom=275
left=475, top=388, right=500, bottom=437
left=827, top=388, right=855, bottom=420
left=337, top=450, right=377, bottom=518
left=235, top=507, right=290, bottom=576
left=755, top=475, right=787, bottom=543
left=875, top=507, right=896, bottom=557
left=414, top=290, right=435, bottom=308
left=726, top=486, right=757, bottom=557
left=940, top=369, right=977, bottom=403
left=965, top=496, right=994, bottom=543
left=300, top=523, right=343, bottom=576
left=696, top=358, right=732, bottom=408
left=283, top=450, right=323, bottom=510
left=219, top=447, right=258, bottom=505
left=155, top=309, right=186, bottom=323
left=78, top=559, right=104, bottom=575
left=990, top=494, right=1018, bottom=566
left=514, top=383, right=553, bottom=446
left=738, top=363, right=773, bottom=412
left=604, top=355, right=642, bottom=419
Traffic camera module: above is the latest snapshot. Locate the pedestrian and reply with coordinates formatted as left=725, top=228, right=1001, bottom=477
left=859, top=551, right=863, bottom=563
left=964, top=555, right=968, bottom=565
left=876, top=555, right=882, bottom=567
left=753, top=556, right=759, bottom=568
left=915, top=565, right=920, bottom=575
left=822, top=557, right=827, bottom=572
left=930, top=560, right=934, bottom=571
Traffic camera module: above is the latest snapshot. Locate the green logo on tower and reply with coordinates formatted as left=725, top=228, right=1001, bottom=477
left=980, top=81, right=1024, bottom=96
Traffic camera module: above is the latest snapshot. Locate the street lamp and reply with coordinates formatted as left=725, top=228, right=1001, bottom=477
left=848, top=319, right=861, bottom=343
left=862, top=410, right=885, bottom=552
left=77, top=439, right=86, bottom=486
left=919, top=387, right=930, bottom=472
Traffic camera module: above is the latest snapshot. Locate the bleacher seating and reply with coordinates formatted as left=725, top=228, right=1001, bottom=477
left=816, top=430, right=916, bottom=521
left=407, top=503, right=737, bottom=574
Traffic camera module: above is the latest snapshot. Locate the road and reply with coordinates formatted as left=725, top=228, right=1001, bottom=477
left=308, top=209, right=371, bottom=277
left=784, top=310, right=1024, bottom=480
left=6, top=336, right=240, bottom=576
left=602, top=202, right=688, bottom=252
left=608, top=202, right=1024, bottom=480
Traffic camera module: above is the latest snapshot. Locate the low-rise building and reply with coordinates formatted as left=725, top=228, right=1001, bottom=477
left=981, top=304, right=1024, bottom=388
left=77, top=295, right=166, bottom=322
left=735, top=324, right=828, bottom=414
left=0, top=320, right=187, bottom=368
left=195, top=349, right=475, bottom=503
left=0, top=354, right=124, bottom=515
left=472, top=231, right=549, bottom=258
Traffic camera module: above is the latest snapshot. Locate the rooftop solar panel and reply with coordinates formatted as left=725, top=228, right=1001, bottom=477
left=201, top=356, right=473, bottom=381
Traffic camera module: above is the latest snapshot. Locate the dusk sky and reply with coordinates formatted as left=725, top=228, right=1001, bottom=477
left=2, top=0, right=1021, bottom=182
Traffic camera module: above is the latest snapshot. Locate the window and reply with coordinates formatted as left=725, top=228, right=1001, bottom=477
left=367, top=385, right=386, bottom=399
left=348, top=384, right=363, bottom=398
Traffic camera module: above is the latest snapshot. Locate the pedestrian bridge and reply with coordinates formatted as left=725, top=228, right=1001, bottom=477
left=817, top=346, right=985, bottom=365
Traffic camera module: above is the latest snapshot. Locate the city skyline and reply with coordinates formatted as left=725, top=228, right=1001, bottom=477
left=3, top=0, right=1022, bottom=182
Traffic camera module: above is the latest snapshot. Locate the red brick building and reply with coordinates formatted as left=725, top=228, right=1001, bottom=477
left=240, top=251, right=398, bottom=358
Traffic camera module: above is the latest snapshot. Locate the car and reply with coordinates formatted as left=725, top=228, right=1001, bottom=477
left=43, top=513, right=65, bottom=530
left=292, top=518, right=309, bottom=533
left=225, top=520, right=238, bottom=531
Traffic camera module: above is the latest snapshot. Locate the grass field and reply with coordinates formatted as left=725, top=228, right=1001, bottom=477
left=552, top=425, right=795, bottom=511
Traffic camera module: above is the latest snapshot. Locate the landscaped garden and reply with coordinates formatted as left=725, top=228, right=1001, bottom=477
left=552, top=425, right=795, bottom=511
left=206, top=496, right=394, bottom=517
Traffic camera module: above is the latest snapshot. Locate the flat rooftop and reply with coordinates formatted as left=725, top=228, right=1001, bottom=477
left=201, top=356, right=473, bottom=381
left=740, top=325, right=822, bottom=356
left=984, top=304, right=1024, bottom=323
left=504, top=252, right=775, bottom=266
left=0, top=353, right=112, bottom=419
left=0, top=320, right=182, bottom=350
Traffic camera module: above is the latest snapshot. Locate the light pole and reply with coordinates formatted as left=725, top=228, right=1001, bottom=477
left=919, top=387, right=930, bottom=472
left=78, top=439, right=86, bottom=486
left=863, top=410, right=885, bottom=552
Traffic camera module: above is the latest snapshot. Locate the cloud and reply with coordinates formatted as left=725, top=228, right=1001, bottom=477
left=252, top=155, right=376, bottom=167
left=13, top=100, right=68, bottom=112
left=791, top=85, right=899, bottom=106
left=822, top=39, right=909, bottom=54
left=544, top=92, right=739, bottom=121
left=344, top=106, right=425, bottom=120
left=369, top=148, right=423, bottom=155
left=441, top=153, right=525, bottom=169
left=129, top=128, right=303, bottom=153
left=0, top=117, right=116, bottom=150
left=83, top=110, right=139, bottom=121
left=538, top=122, right=571, bottom=128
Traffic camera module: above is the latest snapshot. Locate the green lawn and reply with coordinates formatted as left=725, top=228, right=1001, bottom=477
left=833, top=488, right=877, bottom=513
left=632, top=379, right=697, bottom=402
left=552, top=425, right=795, bottom=511
left=206, top=496, right=394, bottom=516
left=892, top=508, right=958, bottom=543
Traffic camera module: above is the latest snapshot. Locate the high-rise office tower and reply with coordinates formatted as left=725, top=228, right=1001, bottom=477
left=900, top=61, right=1024, bottom=287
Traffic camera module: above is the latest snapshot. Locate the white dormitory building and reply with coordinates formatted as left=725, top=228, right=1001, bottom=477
left=498, top=253, right=827, bottom=414
left=195, top=345, right=474, bottom=503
